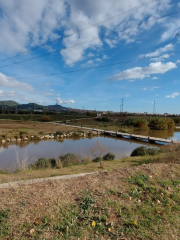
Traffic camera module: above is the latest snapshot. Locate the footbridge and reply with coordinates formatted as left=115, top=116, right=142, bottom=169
left=53, top=123, right=178, bottom=144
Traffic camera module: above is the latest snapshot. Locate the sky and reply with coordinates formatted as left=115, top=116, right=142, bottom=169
left=0, top=0, right=180, bottom=114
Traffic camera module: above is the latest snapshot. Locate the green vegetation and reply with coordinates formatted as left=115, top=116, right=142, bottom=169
left=96, top=117, right=111, bottom=122
left=124, top=117, right=175, bottom=130
left=1, top=166, right=180, bottom=239
left=131, top=146, right=161, bottom=157
left=103, top=152, right=115, bottom=161
left=30, top=154, right=82, bottom=169
left=0, top=100, right=19, bottom=107
left=92, top=157, right=103, bottom=162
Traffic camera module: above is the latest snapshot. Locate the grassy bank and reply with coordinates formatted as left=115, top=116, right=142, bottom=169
left=0, top=163, right=180, bottom=239
left=0, top=155, right=153, bottom=184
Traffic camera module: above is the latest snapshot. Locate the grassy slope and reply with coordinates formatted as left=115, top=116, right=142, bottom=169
left=0, top=163, right=180, bottom=239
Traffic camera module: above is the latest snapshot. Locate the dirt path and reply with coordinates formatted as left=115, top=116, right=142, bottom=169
left=0, top=171, right=97, bottom=189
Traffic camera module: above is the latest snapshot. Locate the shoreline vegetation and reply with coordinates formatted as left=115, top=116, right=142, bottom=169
left=0, top=115, right=177, bottom=144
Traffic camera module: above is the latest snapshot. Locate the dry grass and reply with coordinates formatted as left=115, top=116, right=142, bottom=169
left=0, top=120, right=82, bottom=138
left=0, top=163, right=180, bottom=239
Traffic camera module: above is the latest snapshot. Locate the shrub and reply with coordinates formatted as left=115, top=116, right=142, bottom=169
left=82, top=157, right=91, bottom=164
left=19, top=131, right=27, bottom=135
left=55, top=131, right=63, bottom=136
left=131, top=146, right=147, bottom=157
left=92, top=157, right=102, bottom=162
left=103, top=152, right=115, bottom=161
left=131, top=146, right=160, bottom=157
left=59, top=153, right=80, bottom=167
left=146, top=148, right=161, bottom=156
left=41, top=116, right=51, bottom=122
left=30, top=158, right=56, bottom=169
left=96, top=117, right=110, bottom=122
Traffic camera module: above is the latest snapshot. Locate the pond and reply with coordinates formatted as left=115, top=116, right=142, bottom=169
left=0, top=136, right=157, bottom=171
left=132, top=129, right=180, bottom=141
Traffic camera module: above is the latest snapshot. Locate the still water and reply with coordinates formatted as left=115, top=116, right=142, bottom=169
left=0, top=136, right=156, bottom=171
left=0, top=130, right=180, bottom=171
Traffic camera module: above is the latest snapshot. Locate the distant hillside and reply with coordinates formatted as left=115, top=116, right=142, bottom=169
left=18, top=103, right=45, bottom=109
left=0, top=101, right=67, bottom=110
left=0, top=100, right=19, bottom=107
left=48, top=104, right=67, bottom=110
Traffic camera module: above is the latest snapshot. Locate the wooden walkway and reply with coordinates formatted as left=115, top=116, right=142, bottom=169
left=53, top=123, right=178, bottom=144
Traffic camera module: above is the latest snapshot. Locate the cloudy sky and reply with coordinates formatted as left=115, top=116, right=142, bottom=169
left=0, top=0, right=180, bottom=113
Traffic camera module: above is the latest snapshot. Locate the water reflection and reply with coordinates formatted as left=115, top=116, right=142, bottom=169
left=1, top=130, right=180, bottom=171
left=0, top=136, right=156, bottom=171
left=132, top=129, right=176, bottom=139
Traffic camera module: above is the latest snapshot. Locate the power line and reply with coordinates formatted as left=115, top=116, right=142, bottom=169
left=0, top=0, right=98, bottom=63
left=0, top=8, right=179, bottom=69
left=153, top=101, right=156, bottom=114
left=0, top=0, right=159, bottom=65
left=4, top=50, right=180, bottom=81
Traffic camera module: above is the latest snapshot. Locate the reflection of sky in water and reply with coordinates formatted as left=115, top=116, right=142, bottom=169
left=0, top=136, right=155, bottom=171
left=169, top=132, right=180, bottom=141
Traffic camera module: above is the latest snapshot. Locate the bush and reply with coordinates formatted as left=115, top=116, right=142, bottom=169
left=103, top=153, right=115, bottom=161
left=41, top=115, right=51, bottom=122
left=55, top=131, right=63, bottom=136
left=92, top=157, right=102, bottom=162
left=30, top=158, right=56, bottom=169
left=131, top=146, right=160, bottom=157
left=131, top=146, right=147, bottom=157
left=96, top=117, right=111, bottom=122
left=146, top=148, right=161, bottom=156
left=82, top=157, right=91, bottom=164
left=59, top=153, right=80, bottom=167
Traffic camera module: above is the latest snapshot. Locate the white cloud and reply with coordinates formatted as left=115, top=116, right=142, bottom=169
left=45, top=92, right=53, bottom=96
left=86, top=60, right=94, bottom=65
left=165, top=92, right=179, bottom=98
left=0, top=90, right=33, bottom=102
left=0, top=72, right=33, bottom=91
left=105, top=38, right=118, bottom=48
left=160, top=18, right=180, bottom=42
left=178, top=3, right=180, bottom=7
left=0, top=0, right=173, bottom=66
left=139, top=44, right=174, bottom=60
left=0, top=0, right=66, bottom=54
left=152, top=77, right=158, bottom=80
left=87, top=52, right=94, bottom=57
left=149, top=86, right=161, bottom=90
left=125, top=94, right=131, bottom=97
left=177, top=60, right=180, bottom=64
left=55, top=98, right=75, bottom=105
left=141, top=86, right=161, bottom=91
left=109, top=61, right=177, bottom=81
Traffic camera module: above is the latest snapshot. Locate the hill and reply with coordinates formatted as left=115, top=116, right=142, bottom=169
left=0, top=100, right=19, bottom=107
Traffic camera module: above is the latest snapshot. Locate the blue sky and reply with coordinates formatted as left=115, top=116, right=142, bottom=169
left=0, top=0, right=180, bottom=113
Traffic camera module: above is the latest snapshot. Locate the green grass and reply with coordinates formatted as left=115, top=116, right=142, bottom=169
left=1, top=168, right=180, bottom=239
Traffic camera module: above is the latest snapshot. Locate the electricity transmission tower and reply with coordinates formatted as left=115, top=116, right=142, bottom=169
left=153, top=101, right=156, bottom=115
left=120, top=99, right=124, bottom=113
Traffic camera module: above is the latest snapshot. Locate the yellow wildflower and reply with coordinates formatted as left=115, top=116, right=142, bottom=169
left=92, top=221, right=96, bottom=227
left=108, top=228, right=112, bottom=232
left=134, top=220, right=138, bottom=226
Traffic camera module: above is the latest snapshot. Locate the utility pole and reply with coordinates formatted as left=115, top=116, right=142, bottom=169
left=122, top=98, right=124, bottom=113
left=153, top=101, right=156, bottom=115
left=1, top=102, right=3, bottom=114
